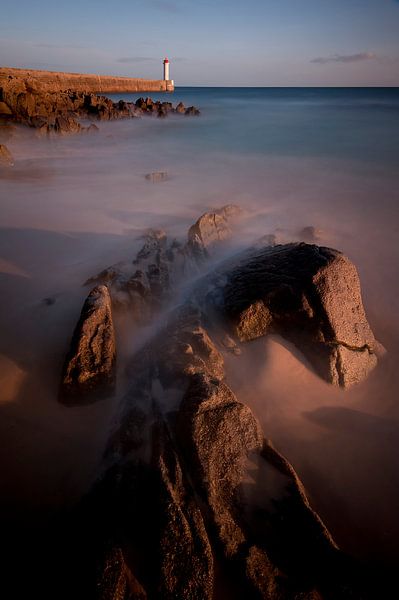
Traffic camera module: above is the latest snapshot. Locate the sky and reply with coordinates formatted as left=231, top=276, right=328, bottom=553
left=1, top=0, right=399, bottom=86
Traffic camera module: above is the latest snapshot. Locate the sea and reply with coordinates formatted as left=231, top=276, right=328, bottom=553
left=1, top=86, right=399, bottom=574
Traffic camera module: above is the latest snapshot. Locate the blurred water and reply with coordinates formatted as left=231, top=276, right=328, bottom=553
left=1, top=87, right=399, bottom=572
left=111, top=87, right=399, bottom=166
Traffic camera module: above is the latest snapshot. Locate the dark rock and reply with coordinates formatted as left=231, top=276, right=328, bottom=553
left=60, top=285, right=116, bottom=403
left=0, top=77, right=194, bottom=134
left=185, top=106, right=200, bottom=116
left=156, top=311, right=225, bottom=387
left=222, top=243, right=379, bottom=387
left=96, top=546, right=148, bottom=600
left=144, top=171, right=168, bottom=183
left=0, top=143, right=14, bottom=166
left=154, top=422, right=214, bottom=599
left=175, top=101, right=186, bottom=114
left=53, top=113, right=81, bottom=135
left=87, top=414, right=214, bottom=599
left=177, top=372, right=263, bottom=558
left=157, top=105, right=167, bottom=118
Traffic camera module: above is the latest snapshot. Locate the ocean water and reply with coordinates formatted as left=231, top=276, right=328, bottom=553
left=115, top=87, right=399, bottom=166
left=1, top=87, right=399, bottom=572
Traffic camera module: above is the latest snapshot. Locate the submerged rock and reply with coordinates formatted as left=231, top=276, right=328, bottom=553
left=222, top=243, right=379, bottom=387
left=60, top=285, right=116, bottom=403
left=144, top=171, right=168, bottom=183
left=185, top=106, right=200, bottom=116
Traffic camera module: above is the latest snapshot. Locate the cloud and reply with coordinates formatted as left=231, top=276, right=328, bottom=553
left=311, top=52, right=377, bottom=65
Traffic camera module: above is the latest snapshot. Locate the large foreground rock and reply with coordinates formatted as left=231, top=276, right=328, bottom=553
left=56, top=215, right=382, bottom=597
left=222, top=243, right=379, bottom=387
left=177, top=373, right=264, bottom=558
left=60, top=285, right=116, bottom=402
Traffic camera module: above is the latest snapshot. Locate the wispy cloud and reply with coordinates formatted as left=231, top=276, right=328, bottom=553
left=311, top=52, right=377, bottom=65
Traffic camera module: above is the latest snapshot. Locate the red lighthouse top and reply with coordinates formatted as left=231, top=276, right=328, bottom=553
left=163, top=57, right=169, bottom=63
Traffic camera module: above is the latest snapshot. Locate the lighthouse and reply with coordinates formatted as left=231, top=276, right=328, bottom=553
left=162, top=57, right=174, bottom=92
left=163, top=57, right=170, bottom=81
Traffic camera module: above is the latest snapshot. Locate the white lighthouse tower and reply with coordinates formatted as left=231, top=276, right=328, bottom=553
left=163, top=57, right=174, bottom=92
left=163, top=57, right=170, bottom=81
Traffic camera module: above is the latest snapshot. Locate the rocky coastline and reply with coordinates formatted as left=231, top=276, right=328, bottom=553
left=0, top=73, right=199, bottom=153
left=0, top=73, right=389, bottom=598
left=53, top=206, right=384, bottom=599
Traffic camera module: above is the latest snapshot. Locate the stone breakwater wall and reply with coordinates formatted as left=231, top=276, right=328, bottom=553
left=0, top=66, right=173, bottom=93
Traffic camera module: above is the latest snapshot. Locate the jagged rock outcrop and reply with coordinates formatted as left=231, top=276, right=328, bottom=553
left=0, top=74, right=200, bottom=134
left=57, top=210, right=382, bottom=598
left=187, top=204, right=242, bottom=261
left=86, top=206, right=243, bottom=316
left=60, top=285, right=116, bottom=402
left=221, top=243, right=379, bottom=387
left=85, top=229, right=183, bottom=316
left=71, top=297, right=357, bottom=599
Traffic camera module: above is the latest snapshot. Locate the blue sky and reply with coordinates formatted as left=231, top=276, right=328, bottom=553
left=1, top=0, right=399, bottom=86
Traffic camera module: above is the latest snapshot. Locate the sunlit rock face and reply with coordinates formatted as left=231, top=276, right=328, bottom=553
left=60, top=285, right=116, bottom=403
left=56, top=209, right=381, bottom=598
left=0, top=143, right=14, bottom=166
left=0, top=71, right=198, bottom=135
left=222, top=243, right=379, bottom=387
left=71, top=302, right=352, bottom=600
left=187, top=204, right=242, bottom=261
